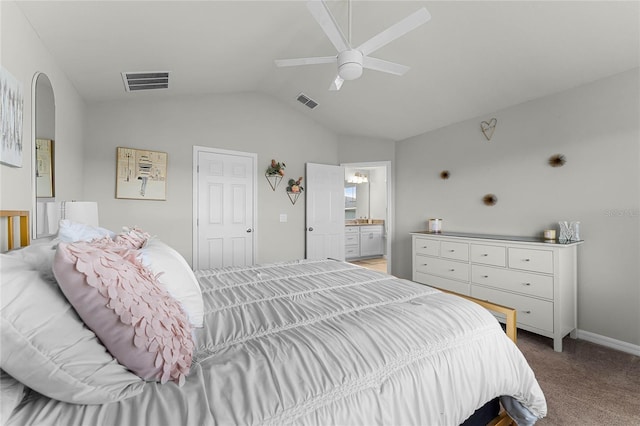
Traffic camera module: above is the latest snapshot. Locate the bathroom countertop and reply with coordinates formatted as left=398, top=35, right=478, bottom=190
left=345, top=220, right=385, bottom=226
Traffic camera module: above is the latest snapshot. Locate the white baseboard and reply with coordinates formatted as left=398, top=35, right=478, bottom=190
left=576, top=329, right=640, bottom=357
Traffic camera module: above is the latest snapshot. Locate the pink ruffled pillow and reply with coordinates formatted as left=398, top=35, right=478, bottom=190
left=114, top=227, right=150, bottom=249
left=52, top=238, right=194, bottom=385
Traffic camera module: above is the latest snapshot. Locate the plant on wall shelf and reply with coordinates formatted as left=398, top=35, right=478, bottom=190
left=265, top=159, right=286, bottom=191
left=286, top=177, right=304, bottom=205
left=266, top=159, right=286, bottom=176
left=287, top=177, right=303, bottom=193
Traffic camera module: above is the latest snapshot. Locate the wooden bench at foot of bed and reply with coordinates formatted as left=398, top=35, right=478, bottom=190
left=440, top=289, right=517, bottom=426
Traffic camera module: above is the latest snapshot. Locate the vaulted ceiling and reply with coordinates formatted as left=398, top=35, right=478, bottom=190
left=16, top=1, right=640, bottom=140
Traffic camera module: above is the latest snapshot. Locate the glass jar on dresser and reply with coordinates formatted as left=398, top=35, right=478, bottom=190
left=411, top=231, right=583, bottom=352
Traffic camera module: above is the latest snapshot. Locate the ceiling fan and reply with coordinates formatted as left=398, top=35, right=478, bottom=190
left=275, top=0, right=431, bottom=91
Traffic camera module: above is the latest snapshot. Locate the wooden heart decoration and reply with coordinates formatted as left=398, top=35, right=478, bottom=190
left=480, top=118, right=497, bottom=141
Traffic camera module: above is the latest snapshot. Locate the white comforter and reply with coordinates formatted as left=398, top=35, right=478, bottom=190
left=9, top=260, right=546, bottom=425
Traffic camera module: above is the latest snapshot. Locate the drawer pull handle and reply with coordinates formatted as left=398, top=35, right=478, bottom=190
left=449, top=269, right=455, bottom=272
left=482, top=275, right=489, bottom=278
left=481, top=254, right=489, bottom=257
left=521, top=310, right=532, bottom=314
left=449, top=249, right=455, bottom=252
left=422, top=246, right=428, bottom=249
left=522, top=282, right=531, bottom=286
left=523, top=258, right=531, bottom=262
left=422, top=263, right=428, bottom=266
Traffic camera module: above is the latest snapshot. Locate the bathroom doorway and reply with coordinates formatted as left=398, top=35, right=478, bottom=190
left=341, top=161, right=392, bottom=274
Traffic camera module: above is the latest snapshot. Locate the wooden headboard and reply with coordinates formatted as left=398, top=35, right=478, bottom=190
left=0, top=210, right=30, bottom=250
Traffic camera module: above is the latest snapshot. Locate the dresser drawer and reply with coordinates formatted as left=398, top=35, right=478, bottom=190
left=414, top=272, right=471, bottom=296
left=508, top=248, right=553, bottom=273
left=471, top=244, right=506, bottom=267
left=415, top=257, right=469, bottom=282
left=472, top=286, right=553, bottom=332
left=441, top=241, right=469, bottom=261
left=414, top=238, right=439, bottom=257
left=472, top=265, right=553, bottom=299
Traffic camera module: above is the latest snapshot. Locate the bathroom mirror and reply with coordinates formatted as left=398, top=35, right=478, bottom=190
left=33, top=72, right=55, bottom=237
left=344, top=169, right=370, bottom=220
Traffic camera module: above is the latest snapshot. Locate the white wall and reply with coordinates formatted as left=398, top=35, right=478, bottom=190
left=0, top=1, right=86, bottom=218
left=394, top=69, right=640, bottom=346
left=337, top=134, right=395, bottom=165
left=84, top=92, right=339, bottom=264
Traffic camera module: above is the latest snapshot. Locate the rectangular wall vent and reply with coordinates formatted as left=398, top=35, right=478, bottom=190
left=121, top=71, right=170, bottom=92
left=296, top=93, right=318, bottom=109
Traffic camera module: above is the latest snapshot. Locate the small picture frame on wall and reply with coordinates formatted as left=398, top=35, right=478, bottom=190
left=116, top=147, right=167, bottom=200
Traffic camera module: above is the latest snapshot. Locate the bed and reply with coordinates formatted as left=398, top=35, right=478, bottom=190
left=1, top=210, right=546, bottom=425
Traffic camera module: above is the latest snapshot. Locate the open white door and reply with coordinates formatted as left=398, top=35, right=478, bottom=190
left=306, top=163, right=345, bottom=260
left=193, top=147, right=256, bottom=270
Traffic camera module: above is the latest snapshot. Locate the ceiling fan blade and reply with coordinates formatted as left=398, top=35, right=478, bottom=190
left=357, top=7, right=431, bottom=57
left=362, top=56, right=410, bottom=76
left=307, top=0, right=350, bottom=52
left=275, top=56, right=337, bottom=67
left=329, top=75, right=344, bottom=91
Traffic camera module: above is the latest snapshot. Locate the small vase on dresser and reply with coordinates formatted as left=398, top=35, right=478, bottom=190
left=411, top=231, right=582, bottom=352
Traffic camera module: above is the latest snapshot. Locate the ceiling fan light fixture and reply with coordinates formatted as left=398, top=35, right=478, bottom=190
left=338, top=63, right=363, bottom=80
left=337, top=50, right=363, bottom=80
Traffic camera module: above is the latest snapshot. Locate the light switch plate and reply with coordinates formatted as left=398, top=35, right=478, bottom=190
left=279, top=214, right=287, bottom=223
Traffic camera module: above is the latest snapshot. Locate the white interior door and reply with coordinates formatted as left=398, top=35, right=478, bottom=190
left=306, top=163, right=345, bottom=260
left=193, top=147, right=256, bottom=270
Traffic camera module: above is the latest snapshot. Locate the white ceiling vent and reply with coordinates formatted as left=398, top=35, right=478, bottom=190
left=296, top=93, right=318, bottom=109
left=121, top=71, right=170, bottom=92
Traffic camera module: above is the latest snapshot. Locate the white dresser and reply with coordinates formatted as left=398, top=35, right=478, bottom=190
left=411, top=231, right=582, bottom=351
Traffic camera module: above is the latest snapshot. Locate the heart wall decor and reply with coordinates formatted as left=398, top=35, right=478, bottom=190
left=480, top=118, right=497, bottom=141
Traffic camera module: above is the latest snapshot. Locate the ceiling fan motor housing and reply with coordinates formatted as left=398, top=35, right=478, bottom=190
left=337, top=50, right=364, bottom=80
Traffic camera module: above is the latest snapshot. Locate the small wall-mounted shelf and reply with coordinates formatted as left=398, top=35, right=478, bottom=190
left=265, top=173, right=283, bottom=191
left=287, top=191, right=302, bottom=205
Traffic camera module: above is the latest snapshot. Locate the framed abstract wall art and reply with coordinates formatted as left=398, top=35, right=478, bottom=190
left=116, top=147, right=167, bottom=200
left=0, top=67, right=24, bottom=167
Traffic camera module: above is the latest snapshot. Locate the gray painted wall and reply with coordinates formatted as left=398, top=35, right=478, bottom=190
left=84, top=93, right=339, bottom=264
left=337, top=134, right=395, bottom=165
left=394, top=69, right=640, bottom=346
left=0, top=1, right=85, bottom=216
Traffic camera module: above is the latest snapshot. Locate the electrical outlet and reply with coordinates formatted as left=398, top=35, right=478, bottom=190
left=279, top=214, right=287, bottom=223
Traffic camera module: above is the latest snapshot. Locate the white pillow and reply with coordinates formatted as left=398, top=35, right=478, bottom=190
left=140, top=238, right=204, bottom=328
left=0, top=254, right=144, bottom=404
left=57, top=219, right=115, bottom=243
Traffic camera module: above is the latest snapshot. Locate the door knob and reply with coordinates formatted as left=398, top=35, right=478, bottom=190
left=308, top=227, right=314, bottom=231
left=246, top=228, right=252, bottom=233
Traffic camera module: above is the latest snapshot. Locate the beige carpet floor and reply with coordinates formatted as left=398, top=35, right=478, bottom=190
left=517, top=330, right=640, bottom=425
